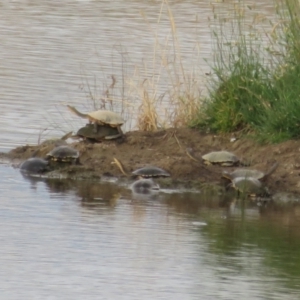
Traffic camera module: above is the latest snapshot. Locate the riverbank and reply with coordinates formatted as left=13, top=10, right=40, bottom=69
left=1, top=127, right=299, bottom=195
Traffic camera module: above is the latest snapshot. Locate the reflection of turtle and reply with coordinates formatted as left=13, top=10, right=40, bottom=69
left=186, top=148, right=240, bottom=167
left=230, top=177, right=269, bottom=197
left=67, top=105, right=124, bottom=135
left=46, top=145, right=79, bottom=163
left=131, top=178, right=160, bottom=192
left=20, top=158, right=49, bottom=174
left=112, top=157, right=170, bottom=178
left=222, top=162, right=278, bottom=183
left=75, top=123, right=122, bottom=142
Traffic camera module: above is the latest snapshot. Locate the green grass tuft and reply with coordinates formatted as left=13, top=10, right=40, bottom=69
left=192, top=0, right=300, bottom=144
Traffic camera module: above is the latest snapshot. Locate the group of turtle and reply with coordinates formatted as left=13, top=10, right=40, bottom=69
left=67, top=105, right=125, bottom=142
left=19, top=105, right=171, bottom=194
left=20, top=144, right=80, bottom=174
left=187, top=148, right=278, bottom=198
left=19, top=105, right=278, bottom=197
left=20, top=105, right=125, bottom=175
left=111, top=157, right=170, bottom=193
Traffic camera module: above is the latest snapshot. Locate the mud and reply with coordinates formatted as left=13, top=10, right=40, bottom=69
left=2, top=127, right=300, bottom=196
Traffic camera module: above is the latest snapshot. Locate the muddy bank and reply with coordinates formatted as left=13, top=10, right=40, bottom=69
left=1, top=127, right=300, bottom=195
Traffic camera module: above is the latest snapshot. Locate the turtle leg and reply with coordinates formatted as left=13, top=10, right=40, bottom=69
left=104, top=133, right=122, bottom=140
left=221, top=162, right=234, bottom=167
left=93, top=122, right=99, bottom=133
left=117, top=125, right=124, bottom=137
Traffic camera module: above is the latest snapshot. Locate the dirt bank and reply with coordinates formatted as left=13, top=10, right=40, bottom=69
left=1, top=127, right=300, bottom=195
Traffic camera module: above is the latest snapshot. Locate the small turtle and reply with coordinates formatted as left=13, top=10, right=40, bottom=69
left=20, top=158, right=49, bottom=174
left=132, top=166, right=170, bottom=178
left=75, top=123, right=122, bottom=142
left=222, top=162, right=278, bottom=183
left=112, top=157, right=170, bottom=178
left=67, top=105, right=125, bottom=135
left=186, top=148, right=240, bottom=167
left=131, top=178, right=160, bottom=192
left=230, top=176, right=269, bottom=197
left=202, top=150, right=240, bottom=166
left=46, top=145, right=79, bottom=163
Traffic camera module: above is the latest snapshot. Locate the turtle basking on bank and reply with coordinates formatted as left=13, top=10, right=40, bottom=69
left=20, top=158, right=49, bottom=174
left=74, top=123, right=122, bottom=142
left=112, top=157, right=170, bottom=178
left=222, top=162, right=278, bottom=183
left=229, top=176, right=270, bottom=198
left=186, top=148, right=244, bottom=167
left=67, top=105, right=125, bottom=135
left=46, top=145, right=79, bottom=164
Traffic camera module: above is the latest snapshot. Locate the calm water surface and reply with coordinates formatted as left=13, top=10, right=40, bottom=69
left=0, top=0, right=276, bottom=150
left=1, top=164, right=300, bottom=299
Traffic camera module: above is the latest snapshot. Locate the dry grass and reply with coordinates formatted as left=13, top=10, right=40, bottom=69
left=73, top=0, right=203, bottom=132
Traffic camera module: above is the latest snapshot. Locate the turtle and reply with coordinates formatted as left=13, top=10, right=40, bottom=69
left=132, top=166, right=170, bottom=178
left=186, top=148, right=240, bottom=167
left=112, top=157, right=170, bottom=178
left=74, top=123, right=122, bottom=142
left=131, top=178, right=160, bottom=192
left=222, top=162, right=278, bottom=183
left=67, top=105, right=125, bottom=135
left=20, top=158, right=49, bottom=174
left=230, top=176, right=270, bottom=198
left=202, top=150, right=240, bottom=166
left=46, top=145, right=79, bottom=163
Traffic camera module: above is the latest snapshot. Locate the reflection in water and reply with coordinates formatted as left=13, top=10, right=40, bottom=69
left=130, top=178, right=160, bottom=193
left=131, top=189, right=161, bottom=202
left=1, top=166, right=300, bottom=298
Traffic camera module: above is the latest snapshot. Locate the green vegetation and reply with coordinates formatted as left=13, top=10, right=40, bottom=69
left=192, top=0, right=300, bottom=143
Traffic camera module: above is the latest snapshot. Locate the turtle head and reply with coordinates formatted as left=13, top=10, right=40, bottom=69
left=221, top=170, right=233, bottom=180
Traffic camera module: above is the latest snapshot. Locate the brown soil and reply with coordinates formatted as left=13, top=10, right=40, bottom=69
left=2, top=127, right=300, bottom=194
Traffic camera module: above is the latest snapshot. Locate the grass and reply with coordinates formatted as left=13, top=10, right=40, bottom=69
left=192, top=0, right=300, bottom=143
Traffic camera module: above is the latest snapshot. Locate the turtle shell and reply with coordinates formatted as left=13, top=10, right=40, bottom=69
left=76, top=124, right=121, bottom=141
left=222, top=169, right=265, bottom=181
left=46, top=146, right=79, bottom=162
left=231, top=177, right=265, bottom=196
left=88, top=110, right=124, bottom=126
left=20, top=158, right=49, bottom=174
left=132, top=166, right=170, bottom=178
left=202, top=151, right=239, bottom=166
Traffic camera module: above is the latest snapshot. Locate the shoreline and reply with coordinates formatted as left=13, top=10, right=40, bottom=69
left=1, top=127, right=300, bottom=198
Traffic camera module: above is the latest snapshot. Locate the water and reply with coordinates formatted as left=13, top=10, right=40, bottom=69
left=0, top=0, right=276, bottom=151
left=1, top=164, right=300, bottom=299
left=2, top=1, right=300, bottom=298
